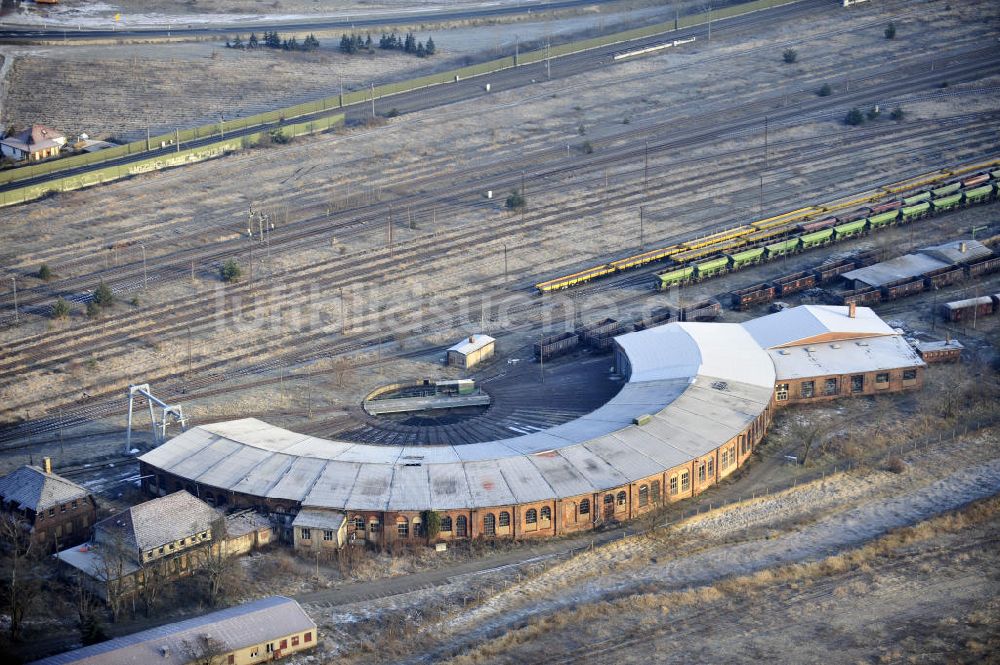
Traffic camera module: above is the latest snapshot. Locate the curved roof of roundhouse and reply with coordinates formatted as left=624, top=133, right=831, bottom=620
left=139, top=322, right=775, bottom=512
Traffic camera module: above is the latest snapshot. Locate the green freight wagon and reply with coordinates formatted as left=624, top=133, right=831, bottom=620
left=931, top=182, right=961, bottom=198
left=833, top=219, right=866, bottom=239
left=991, top=170, right=1000, bottom=181
left=694, top=256, right=730, bottom=280
left=930, top=193, right=962, bottom=212
left=728, top=247, right=766, bottom=270
left=902, top=191, right=931, bottom=205
left=655, top=265, right=695, bottom=290
left=963, top=184, right=995, bottom=204
left=800, top=228, right=835, bottom=248
left=900, top=201, right=931, bottom=220
left=867, top=210, right=898, bottom=229
left=765, top=237, right=800, bottom=257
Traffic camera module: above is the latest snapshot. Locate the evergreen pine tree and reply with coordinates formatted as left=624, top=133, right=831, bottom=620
left=232, top=34, right=243, bottom=49
left=340, top=33, right=350, bottom=53
left=425, top=36, right=436, bottom=55
left=416, top=41, right=426, bottom=58
left=249, top=32, right=258, bottom=48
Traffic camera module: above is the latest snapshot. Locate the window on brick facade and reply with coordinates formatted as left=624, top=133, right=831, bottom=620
left=639, top=485, right=649, bottom=507
left=800, top=381, right=815, bottom=398
left=60, top=504, right=66, bottom=513
left=651, top=481, right=661, bottom=503
left=669, top=476, right=678, bottom=495
left=825, top=378, right=838, bottom=395
left=324, top=530, right=333, bottom=541
left=483, top=513, right=496, bottom=536
left=698, top=463, right=706, bottom=482
left=72, top=500, right=77, bottom=510
left=721, top=449, right=729, bottom=469
left=579, top=499, right=590, bottom=515
left=680, top=471, right=690, bottom=492
left=396, top=518, right=409, bottom=538
left=525, top=509, right=537, bottom=525
left=776, top=383, right=789, bottom=401
left=301, top=528, right=311, bottom=540
left=456, top=516, right=468, bottom=537
left=616, top=491, right=627, bottom=507
left=851, top=374, right=864, bottom=392
left=540, top=507, right=551, bottom=522
left=369, top=519, right=381, bottom=533
left=707, top=459, right=714, bottom=478
left=499, top=511, right=510, bottom=527
left=876, top=372, right=889, bottom=384
left=49, top=509, right=54, bottom=517
left=903, top=369, right=917, bottom=381
left=441, top=516, right=452, bottom=532
left=353, top=516, right=364, bottom=532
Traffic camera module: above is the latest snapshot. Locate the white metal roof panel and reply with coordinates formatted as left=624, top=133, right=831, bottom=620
left=281, top=435, right=356, bottom=458
left=841, top=254, right=948, bottom=288
left=608, top=426, right=692, bottom=470
left=387, top=463, right=433, bottom=511
left=333, top=443, right=403, bottom=464
left=301, top=461, right=361, bottom=509
left=138, top=427, right=218, bottom=469
left=768, top=335, right=925, bottom=380
left=491, top=431, right=569, bottom=455
left=497, top=456, right=556, bottom=503
left=196, top=445, right=274, bottom=491
left=742, top=305, right=895, bottom=349
left=448, top=333, right=495, bottom=355
left=428, top=463, right=474, bottom=510
left=230, top=453, right=294, bottom=496
left=201, top=419, right=311, bottom=452
left=557, top=443, right=630, bottom=490
left=344, top=463, right=394, bottom=511
left=464, top=461, right=517, bottom=506
left=528, top=451, right=595, bottom=497
left=168, top=438, right=243, bottom=481
left=266, top=457, right=327, bottom=502
left=398, top=445, right=461, bottom=464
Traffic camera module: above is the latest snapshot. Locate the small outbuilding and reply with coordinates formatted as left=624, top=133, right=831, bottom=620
left=447, top=334, right=496, bottom=369
left=292, top=508, right=347, bottom=552
left=916, top=339, right=964, bottom=363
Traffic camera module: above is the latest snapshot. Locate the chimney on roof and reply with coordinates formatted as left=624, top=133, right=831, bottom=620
left=469, top=335, right=475, bottom=344
left=959, top=242, right=967, bottom=253
left=848, top=302, right=857, bottom=319
left=43, top=457, right=52, bottom=474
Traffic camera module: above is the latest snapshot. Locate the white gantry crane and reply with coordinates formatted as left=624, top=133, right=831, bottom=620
left=125, top=383, right=187, bottom=453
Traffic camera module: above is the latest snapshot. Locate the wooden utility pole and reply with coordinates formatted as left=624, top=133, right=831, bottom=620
left=644, top=141, right=649, bottom=191
left=503, top=244, right=509, bottom=283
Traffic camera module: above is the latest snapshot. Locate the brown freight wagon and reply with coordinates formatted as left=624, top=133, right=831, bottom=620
left=923, top=266, right=965, bottom=289
left=813, top=259, right=857, bottom=284
left=680, top=299, right=722, bottom=321
left=576, top=318, right=624, bottom=348
left=965, top=255, right=1000, bottom=278
left=870, top=200, right=903, bottom=214
left=839, top=287, right=882, bottom=306
left=534, top=332, right=579, bottom=361
left=633, top=308, right=674, bottom=331
left=729, top=283, right=776, bottom=311
left=853, top=248, right=884, bottom=267
left=940, top=295, right=998, bottom=322
left=773, top=270, right=817, bottom=296
left=881, top=278, right=926, bottom=301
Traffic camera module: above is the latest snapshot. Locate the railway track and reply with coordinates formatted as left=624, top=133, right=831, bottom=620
left=0, top=119, right=995, bottom=446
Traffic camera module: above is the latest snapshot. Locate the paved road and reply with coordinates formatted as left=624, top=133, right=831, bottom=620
left=0, top=0, right=619, bottom=40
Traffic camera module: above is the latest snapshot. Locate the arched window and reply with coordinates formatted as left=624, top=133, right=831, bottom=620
left=579, top=499, right=590, bottom=515
left=396, top=517, right=409, bottom=538
left=441, top=516, right=453, bottom=533
left=638, top=485, right=649, bottom=507
left=352, top=515, right=365, bottom=532
left=651, top=481, right=661, bottom=503
left=680, top=471, right=690, bottom=492
left=525, top=509, right=537, bottom=524
left=498, top=511, right=510, bottom=527
left=456, top=515, right=468, bottom=537
left=616, top=491, right=627, bottom=507
left=412, top=516, right=424, bottom=537
left=540, top=506, right=551, bottom=522
left=483, top=513, right=496, bottom=536
left=368, top=517, right=381, bottom=533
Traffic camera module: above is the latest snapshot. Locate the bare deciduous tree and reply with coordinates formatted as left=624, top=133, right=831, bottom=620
left=93, top=529, right=133, bottom=622
left=183, top=633, right=228, bottom=665
left=0, top=513, right=39, bottom=641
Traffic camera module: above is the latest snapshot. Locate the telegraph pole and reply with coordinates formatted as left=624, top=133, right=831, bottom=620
left=546, top=39, right=551, bottom=79
left=9, top=276, right=17, bottom=324
left=514, top=35, right=519, bottom=66
left=644, top=141, right=649, bottom=191
left=370, top=82, right=376, bottom=118
left=764, top=115, right=769, bottom=168
left=503, top=243, right=509, bottom=283
left=640, top=206, right=645, bottom=249
left=139, top=242, right=147, bottom=290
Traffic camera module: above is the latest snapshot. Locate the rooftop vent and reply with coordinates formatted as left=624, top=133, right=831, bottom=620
left=711, top=381, right=729, bottom=391
left=856, top=341, right=869, bottom=347
left=778, top=349, right=791, bottom=355
left=830, top=343, right=841, bottom=349
left=633, top=414, right=652, bottom=426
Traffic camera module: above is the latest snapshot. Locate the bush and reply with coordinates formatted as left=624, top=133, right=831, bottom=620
left=581, top=141, right=594, bottom=154
left=885, top=22, right=896, bottom=39
left=422, top=510, right=441, bottom=541
left=220, top=259, right=242, bottom=283
left=845, top=108, right=865, bottom=126
left=386, top=108, right=400, bottom=118
left=38, top=263, right=52, bottom=281
left=505, top=189, right=526, bottom=210
left=867, top=107, right=881, bottom=121
left=85, top=301, right=100, bottom=318
left=782, top=48, right=797, bottom=64
left=817, top=83, right=832, bottom=97
left=52, top=297, right=70, bottom=320
left=890, top=106, right=905, bottom=122
left=886, top=456, right=907, bottom=474
left=269, top=128, right=290, bottom=144
left=93, top=282, right=114, bottom=308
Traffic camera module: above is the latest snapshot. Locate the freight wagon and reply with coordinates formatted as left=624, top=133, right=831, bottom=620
left=881, top=278, right=926, bottom=301
left=940, top=294, right=999, bottom=322
left=536, top=167, right=1000, bottom=294
left=534, top=332, right=579, bottom=361
left=577, top=318, right=625, bottom=350
left=922, top=266, right=965, bottom=289
left=772, top=270, right=816, bottom=296
left=679, top=299, right=721, bottom=322
left=730, top=283, right=777, bottom=311
left=633, top=307, right=674, bottom=331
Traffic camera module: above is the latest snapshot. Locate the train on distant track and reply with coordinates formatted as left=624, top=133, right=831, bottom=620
left=534, top=164, right=1000, bottom=294
left=941, top=293, right=1000, bottom=322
